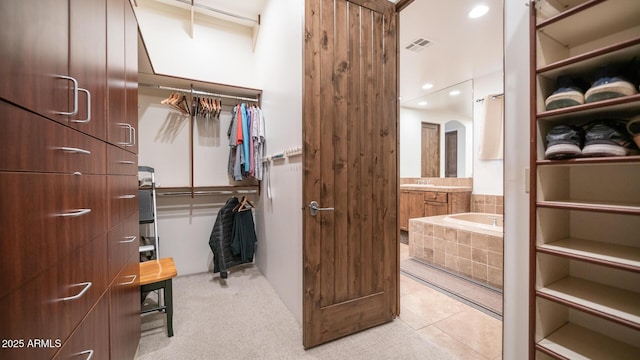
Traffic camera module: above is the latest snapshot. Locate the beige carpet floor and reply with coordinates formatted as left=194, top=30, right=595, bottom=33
left=135, top=265, right=457, bottom=360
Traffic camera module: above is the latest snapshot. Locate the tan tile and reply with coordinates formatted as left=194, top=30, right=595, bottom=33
left=445, top=240, right=458, bottom=255
left=487, top=251, right=503, bottom=269
left=434, top=250, right=445, bottom=267
left=485, top=195, right=497, bottom=206
left=434, top=225, right=445, bottom=239
left=400, top=274, right=426, bottom=296
left=488, top=236, right=503, bottom=253
left=422, top=247, right=434, bottom=262
left=472, top=262, right=487, bottom=281
left=472, top=248, right=487, bottom=264
left=423, top=235, right=434, bottom=250
left=434, top=309, right=503, bottom=359
left=433, top=238, right=446, bottom=252
left=444, top=228, right=457, bottom=242
left=445, top=254, right=458, bottom=271
left=471, top=233, right=489, bottom=249
left=398, top=305, right=431, bottom=330
left=422, top=223, right=434, bottom=236
left=458, top=244, right=471, bottom=260
left=417, top=325, right=489, bottom=360
left=401, top=243, right=410, bottom=261
left=401, top=288, right=468, bottom=325
left=488, top=267, right=503, bottom=288
left=413, top=234, right=424, bottom=248
left=458, top=258, right=472, bottom=276
left=457, top=230, right=471, bottom=245
left=409, top=220, right=419, bottom=233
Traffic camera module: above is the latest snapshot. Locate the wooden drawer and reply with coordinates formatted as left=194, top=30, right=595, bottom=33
left=108, top=174, right=138, bottom=227
left=108, top=144, right=138, bottom=175
left=109, top=256, right=141, bottom=360
left=423, top=191, right=447, bottom=203
left=0, top=172, right=107, bottom=297
left=108, top=212, right=140, bottom=281
left=54, top=295, right=110, bottom=360
left=0, top=234, right=108, bottom=360
left=0, top=100, right=106, bottom=174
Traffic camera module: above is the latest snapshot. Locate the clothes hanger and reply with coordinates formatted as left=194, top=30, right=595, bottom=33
left=233, top=195, right=255, bottom=212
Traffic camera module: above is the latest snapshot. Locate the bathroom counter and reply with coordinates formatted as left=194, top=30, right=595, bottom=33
left=399, top=184, right=472, bottom=192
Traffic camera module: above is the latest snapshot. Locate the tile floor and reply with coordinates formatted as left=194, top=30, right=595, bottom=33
left=399, top=243, right=503, bottom=360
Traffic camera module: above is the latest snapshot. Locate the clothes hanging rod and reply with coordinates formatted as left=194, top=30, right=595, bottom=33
left=157, top=189, right=258, bottom=197
left=139, top=83, right=260, bottom=102
left=475, top=93, right=504, bottom=102
left=173, top=0, right=259, bottom=24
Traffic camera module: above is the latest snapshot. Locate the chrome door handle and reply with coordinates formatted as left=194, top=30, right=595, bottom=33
left=78, top=350, right=94, bottom=360
left=57, top=208, right=92, bottom=217
left=309, top=201, right=334, bottom=216
left=71, top=87, right=91, bottom=123
left=56, top=75, right=79, bottom=116
left=60, top=282, right=92, bottom=301
left=119, top=235, right=137, bottom=244
left=118, top=274, right=137, bottom=286
left=58, top=146, right=91, bottom=155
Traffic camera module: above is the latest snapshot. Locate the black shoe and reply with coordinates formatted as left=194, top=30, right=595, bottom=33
left=585, top=64, right=637, bottom=103
left=582, top=120, right=639, bottom=157
left=627, top=115, right=640, bottom=149
left=545, top=124, right=584, bottom=159
left=545, top=75, right=585, bottom=110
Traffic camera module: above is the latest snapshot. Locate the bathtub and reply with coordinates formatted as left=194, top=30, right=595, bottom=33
left=444, top=212, right=503, bottom=234
left=408, top=212, right=504, bottom=289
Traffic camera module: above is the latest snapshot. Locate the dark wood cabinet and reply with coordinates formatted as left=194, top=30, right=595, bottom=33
left=0, top=0, right=140, bottom=358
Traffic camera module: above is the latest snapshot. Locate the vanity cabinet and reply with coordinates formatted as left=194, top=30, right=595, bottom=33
left=399, top=188, right=471, bottom=231
left=529, top=1, right=640, bottom=358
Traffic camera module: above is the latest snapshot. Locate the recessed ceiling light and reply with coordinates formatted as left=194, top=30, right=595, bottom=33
left=469, top=5, right=489, bottom=18
left=418, top=101, right=428, bottom=106
left=422, top=83, right=434, bottom=90
left=449, top=90, right=461, bottom=96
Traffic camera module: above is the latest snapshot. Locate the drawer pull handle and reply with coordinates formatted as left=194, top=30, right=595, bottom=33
left=119, top=194, right=136, bottom=199
left=55, top=75, right=79, bottom=116
left=71, top=88, right=91, bottom=123
left=61, top=282, right=92, bottom=301
left=78, top=349, right=94, bottom=360
left=59, top=146, right=91, bottom=155
left=119, top=274, right=137, bottom=286
left=118, top=160, right=135, bottom=165
left=57, top=209, right=92, bottom=217
left=120, top=236, right=137, bottom=244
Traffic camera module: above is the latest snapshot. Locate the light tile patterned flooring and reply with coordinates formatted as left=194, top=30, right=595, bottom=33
left=399, top=243, right=503, bottom=360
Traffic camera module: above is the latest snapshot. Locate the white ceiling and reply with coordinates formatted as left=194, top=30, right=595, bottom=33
left=148, top=0, right=503, bottom=115
left=399, top=0, right=503, bottom=113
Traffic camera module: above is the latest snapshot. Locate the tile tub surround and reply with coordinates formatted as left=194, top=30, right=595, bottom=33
left=401, top=177, right=473, bottom=187
left=408, top=214, right=504, bottom=289
left=471, top=194, right=504, bottom=215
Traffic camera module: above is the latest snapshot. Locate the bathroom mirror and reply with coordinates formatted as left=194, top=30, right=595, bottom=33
left=398, top=0, right=503, bottom=179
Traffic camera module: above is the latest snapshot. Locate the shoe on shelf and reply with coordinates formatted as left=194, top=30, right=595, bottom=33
left=582, top=120, right=640, bottom=157
left=544, top=124, right=584, bottom=159
left=627, top=115, right=640, bottom=149
left=545, top=75, right=585, bottom=110
left=584, top=65, right=638, bottom=103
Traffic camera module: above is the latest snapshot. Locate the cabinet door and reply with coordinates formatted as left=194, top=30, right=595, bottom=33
left=53, top=295, right=110, bottom=360
left=108, top=213, right=140, bottom=281
left=69, top=0, right=107, bottom=140
left=0, top=0, right=69, bottom=121
left=124, top=0, right=139, bottom=154
left=425, top=201, right=447, bottom=217
left=109, top=258, right=141, bottom=360
left=407, top=192, right=426, bottom=222
left=107, top=0, right=129, bottom=149
left=399, top=191, right=409, bottom=230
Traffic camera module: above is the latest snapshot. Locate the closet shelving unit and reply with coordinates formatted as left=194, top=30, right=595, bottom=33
left=137, top=72, right=262, bottom=197
left=529, top=0, right=640, bottom=359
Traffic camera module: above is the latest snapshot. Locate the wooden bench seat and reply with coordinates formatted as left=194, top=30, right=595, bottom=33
left=140, top=257, right=177, bottom=337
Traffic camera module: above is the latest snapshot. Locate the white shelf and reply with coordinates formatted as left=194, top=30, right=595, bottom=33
left=537, top=323, right=640, bottom=360
left=538, top=238, right=640, bottom=271
left=538, top=277, right=640, bottom=328
left=537, top=200, right=640, bottom=215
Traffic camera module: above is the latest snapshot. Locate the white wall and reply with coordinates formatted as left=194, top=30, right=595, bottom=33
left=135, top=0, right=257, bottom=88
left=473, top=71, right=504, bottom=195
left=253, top=0, right=304, bottom=325
left=503, top=2, right=530, bottom=359
left=399, top=107, right=472, bottom=178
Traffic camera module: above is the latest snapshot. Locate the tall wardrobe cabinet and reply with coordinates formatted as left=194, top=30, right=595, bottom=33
left=529, top=0, right=640, bottom=359
left=0, top=0, right=141, bottom=359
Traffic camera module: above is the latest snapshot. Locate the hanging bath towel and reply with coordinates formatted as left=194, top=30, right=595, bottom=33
left=478, top=94, right=504, bottom=160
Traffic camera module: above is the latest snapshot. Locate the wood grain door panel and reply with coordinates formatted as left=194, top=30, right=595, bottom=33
left=124, top=0, right=139, bottom=154
left=303, top=0, right=397, bottom=348
left=108, top=144, right=138, bottom=175
left=0, top=172, right=107, bottom=297
left=0, top=101, right=106, bottom=174
left=109, top=256, right=141, bottom=360
left=107, top=0, right=129, bottom=150
left=108, top=175, right=139, bottom=228
left=53, top=295, right=110, bottom=360
left=421, top=123, right=440, bottom=177
left=108, top=212, right=140, bottom=281
left=0, top=0, right=70, bottom=122
left=0, top=234, right=108, bottom=360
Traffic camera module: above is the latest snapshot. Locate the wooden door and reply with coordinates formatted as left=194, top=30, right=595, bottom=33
left=445, top=130, right=457, bottom=177
left=421, top=122, right=440, bottom=177
left=303, top=0, right=398, bottom=348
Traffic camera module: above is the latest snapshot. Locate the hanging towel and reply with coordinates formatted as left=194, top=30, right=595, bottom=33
left=478, top=94, right=504, bottom=160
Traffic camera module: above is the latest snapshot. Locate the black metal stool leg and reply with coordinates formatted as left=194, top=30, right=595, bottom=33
left=165, top=279, right=174, bottom=337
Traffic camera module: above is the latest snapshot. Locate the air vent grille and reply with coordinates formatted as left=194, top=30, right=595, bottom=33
left=404, top=37, right=433, bottom=52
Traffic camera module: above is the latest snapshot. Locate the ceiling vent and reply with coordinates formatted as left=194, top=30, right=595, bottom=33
left=404, top=37, right=433, bottom=52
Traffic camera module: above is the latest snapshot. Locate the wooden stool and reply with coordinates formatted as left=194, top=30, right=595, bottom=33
left=140, top=257, right=178, bottom=337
